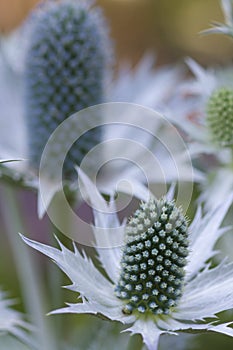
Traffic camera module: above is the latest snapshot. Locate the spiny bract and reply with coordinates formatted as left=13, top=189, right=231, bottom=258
left=206, top=87, right=233, bottom=148
left=25, top=0, right=110, bottom=179
left=115, top=197, right=189, bottom=316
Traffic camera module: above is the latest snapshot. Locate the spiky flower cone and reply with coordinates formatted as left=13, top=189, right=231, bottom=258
left=206, top=87, right=233, bottom=148
left=25, top=0, right=110, bottom=179
left=115, top=198, right=189, bottom=316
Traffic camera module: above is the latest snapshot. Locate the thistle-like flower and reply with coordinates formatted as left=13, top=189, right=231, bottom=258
left=21, top=174, right=233, bottom=350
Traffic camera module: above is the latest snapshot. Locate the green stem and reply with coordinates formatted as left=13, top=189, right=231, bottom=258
left=1, top=184, right=57, bottom=350
left=47, top=228, right=64, bottom=340
left=127, top=334, right=144, bottom=350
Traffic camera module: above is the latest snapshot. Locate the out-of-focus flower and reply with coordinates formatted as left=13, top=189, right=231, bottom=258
left=21, top=173, right=233, bottom=350
left=0, top=0, right=110, bottom=190
left=167, top=58, right=233, bottom=209
left=25, top=0, right=110, bottom=180
left=0, top=1, right=197, bottom=219
left=168, top=58, right=233, bottom=154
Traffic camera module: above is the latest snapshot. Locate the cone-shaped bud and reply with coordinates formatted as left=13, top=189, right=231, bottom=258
left=25, top=0, right=111, bottom=179
left=115, top=197, right=189, bottom=316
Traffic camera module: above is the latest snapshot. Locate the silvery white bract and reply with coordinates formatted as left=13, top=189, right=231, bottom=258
left=0, top=29, right=27, bottom=162
left=109, top=54, right=182, bottom=110
left=0, top=1, right=196, bottom=219
left=67, top=321, right=195, bottom=350
left=21, top=172, right=233, bottom=350
left=0, top=290, right=33, bottom=348
left=202, top=0, right=233, bottom=37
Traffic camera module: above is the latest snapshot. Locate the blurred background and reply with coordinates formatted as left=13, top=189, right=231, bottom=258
left=1, top=1, right=233, bottom=349
left=0, top=0, right=232, bottom=66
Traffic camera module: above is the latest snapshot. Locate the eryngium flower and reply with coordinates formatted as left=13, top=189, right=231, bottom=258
left=25, top=0, right=110, bottom=179
left=21, top=175, right=233, bottom=350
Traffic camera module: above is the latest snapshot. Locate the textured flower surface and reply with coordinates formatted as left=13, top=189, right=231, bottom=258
left=25, top=0, right=110, bottom=179
left=0, top=290, right=33, bottom=348
left=21, top=173, right=233, bottom=350
left=206, top=87, right=233, bottom=147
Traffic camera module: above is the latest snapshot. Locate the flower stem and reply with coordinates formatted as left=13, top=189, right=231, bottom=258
left=127, top=334, right=144, bottom=350
left=0, top=184, right=57, bottom=350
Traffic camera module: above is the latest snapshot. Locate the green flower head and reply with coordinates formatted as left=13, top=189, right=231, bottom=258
left=206, top=87, right=233, bottom=147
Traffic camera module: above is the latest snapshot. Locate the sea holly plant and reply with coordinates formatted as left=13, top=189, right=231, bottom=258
left=20, top=172, right=233, bottom=350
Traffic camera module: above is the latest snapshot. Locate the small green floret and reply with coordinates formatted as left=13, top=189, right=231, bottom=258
left=206, top=87, right=233, bottom=147
left=115, top=198, right=189, bottom=316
